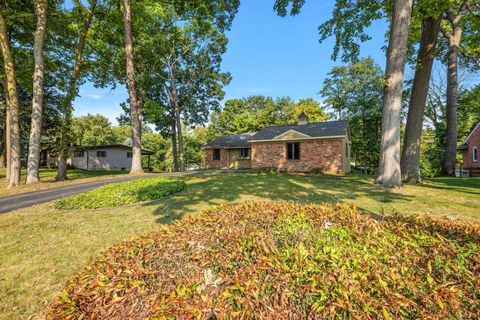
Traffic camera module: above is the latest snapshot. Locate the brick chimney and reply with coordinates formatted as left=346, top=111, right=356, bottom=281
left=298, top=111, right=308, bottom=125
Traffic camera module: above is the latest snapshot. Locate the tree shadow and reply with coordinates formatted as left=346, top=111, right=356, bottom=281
left=419, top=177, right=480, bottom=196
left=142, top=172, right=414, bottom=225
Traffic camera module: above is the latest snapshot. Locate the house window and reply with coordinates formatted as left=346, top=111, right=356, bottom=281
left=213, top=149, right=221, bottom=160
left=473, top=146, right=478, bottom=162
left=239, top=148, right=249, bottom=158
left=73, top=151, right=84, bottom=158
left=97, top=151, right=107, bottom=158
left=127, top=152, right=132, bottom=158
left=345, top=143, right=349, bottom=158
left=286, top=142, right=300, bottom=160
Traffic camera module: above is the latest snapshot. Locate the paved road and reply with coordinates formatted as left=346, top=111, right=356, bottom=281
left=0, top=170, right=244, bottom=214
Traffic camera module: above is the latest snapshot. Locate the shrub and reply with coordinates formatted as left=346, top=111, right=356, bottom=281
left=48, top=202, right=480, bottom=319
left=54, top=177, right=185, bottom=209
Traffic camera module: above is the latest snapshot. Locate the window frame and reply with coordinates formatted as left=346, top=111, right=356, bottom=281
left=473, top=146, right=478, bottom=162
left=286, top=142, right=300, bottom=160
left=212, top=148, right=221, bottom=160
left=127, top=152, right=132, bottom=158
left=96, top=150, right=107, bottom=158
left=239, top=148, right=249, bottom=158
left=73, top=151, right=84, bottom=158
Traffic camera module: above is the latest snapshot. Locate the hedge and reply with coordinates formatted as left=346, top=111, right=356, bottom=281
left=54, top=177, right=185, bottom=209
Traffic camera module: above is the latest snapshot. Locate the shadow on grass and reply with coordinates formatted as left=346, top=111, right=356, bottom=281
left=421, top=177, right=480, bottom=196
left=142, top=172, right=413, bottom=225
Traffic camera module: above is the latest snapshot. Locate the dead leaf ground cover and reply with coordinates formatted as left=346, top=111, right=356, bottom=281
left=48, top=201, right=480, bottom=319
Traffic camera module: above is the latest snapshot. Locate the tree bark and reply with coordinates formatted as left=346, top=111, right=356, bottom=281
left=171, top=120, right=179, bottom=172
left=123, top=0, right=143, bottom=175
left=26, top=0, right=48, bottom=184
left=175, top=105, right=185, bottom=171
left=375, top=0, right=413, bottom=188
left=0, top=11, right=21, bottom=187
left=5, top=80, right=10, bottom=180
left=441, top=10, right=462, bottom=177
left=401, top=16, right=441, bottom=183
left=56, top=0, right=96, bottom=181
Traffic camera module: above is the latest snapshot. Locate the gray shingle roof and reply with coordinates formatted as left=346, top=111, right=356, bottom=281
left=205, top=133, right=256, bottom=148
left=250, top=120, right=349, bottom=141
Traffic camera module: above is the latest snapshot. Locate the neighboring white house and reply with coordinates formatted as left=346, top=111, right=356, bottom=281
left=41, top=144, right=153, bottom=171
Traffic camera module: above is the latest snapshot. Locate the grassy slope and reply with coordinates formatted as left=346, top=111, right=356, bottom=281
left=0, top=173, right=479, bottom=319
left=0, top=168, right=128, bottom=197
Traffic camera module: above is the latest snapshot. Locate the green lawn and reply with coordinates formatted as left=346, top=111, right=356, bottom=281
left=0, top=173, right=479, bottom=319
left=0, top=168, right=128, bottom=197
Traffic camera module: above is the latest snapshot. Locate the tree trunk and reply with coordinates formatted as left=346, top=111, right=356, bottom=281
left=175, top=106, right=185, bottom=171
left=401, top=16, right=441, bottom=183
left=56, top=0, right=96, bottom=181
left=5, top=81, right=11, bottom=180
left=171, top=120, right=179, bottom=172
left=123, top=0, right=143, bottom=175
left=26, top=0, right=48, bottom=184
left=0, top=11, right=21, bottom=187
left=441, top=12, right=462, bottom=177
left=375, top=0, right=413, bottom=188
left=57, top=157, right=67, bottom=180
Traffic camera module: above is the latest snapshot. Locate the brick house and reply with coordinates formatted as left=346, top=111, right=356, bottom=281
left=204, top=114, right=351, bottom=174
left=458, top=122, right=480, bottom=177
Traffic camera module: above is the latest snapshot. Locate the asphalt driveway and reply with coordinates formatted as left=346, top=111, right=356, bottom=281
left=0, top=169, right=244, bottom=214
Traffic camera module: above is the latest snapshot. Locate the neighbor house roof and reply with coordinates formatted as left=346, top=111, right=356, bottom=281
left=250, top=120, right=350, bottom=141
left=204, top=133, right=256, bottom=148
left=71, top=144, right=154, bottom=155
left=459, top=121, right=480, bottom=147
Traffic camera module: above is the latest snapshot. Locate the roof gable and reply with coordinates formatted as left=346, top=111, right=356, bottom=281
left=274, top=129, right=312, bottom=140
left=462, top=121, right=480, bottom=145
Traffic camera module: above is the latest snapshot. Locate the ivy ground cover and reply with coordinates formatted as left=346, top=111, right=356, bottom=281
left=54, top=176, right=185, bottom=209
left=48, top=201, right=480, bottom=319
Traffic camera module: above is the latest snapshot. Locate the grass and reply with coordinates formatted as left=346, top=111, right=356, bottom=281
left=0, top=168, right=129, bottom=197
left=48, top=202, right=480, bottom=319
left=0, top=172, right=479, bottom=319
left=54, top=177, right=185, bottom=209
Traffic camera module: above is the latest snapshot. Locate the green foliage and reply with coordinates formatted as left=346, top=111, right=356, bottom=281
left=458, top=85, right=480, bottom=142
left=209, top=96, right=329, bottom=135
left=48, top=201, right=480, bottom=319
left=320, top=57, right=384, bottom=170
left=71, top=114, right=115, bottom=146
left=54, top=177, right=185, bottom=209
left=141, top=133, right=168, bottom=171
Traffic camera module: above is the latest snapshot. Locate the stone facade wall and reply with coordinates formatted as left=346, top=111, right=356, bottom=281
left=251, top=139, right=345, bottom=173
left=462, top=125, right=480, bottom=170
left=204, top=148, right=229, bottom=169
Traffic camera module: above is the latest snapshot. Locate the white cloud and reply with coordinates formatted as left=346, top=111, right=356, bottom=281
left=84, top=93, right=104, bottom=100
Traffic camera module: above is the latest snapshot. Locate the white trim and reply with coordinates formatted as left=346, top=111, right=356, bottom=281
left=463, top=122, right=480, bottom=145
left=273, top=129, right=312, bottom=140
left=250, top=135, right=346, bottom=143
left=473, top=146, right=478, bottom=162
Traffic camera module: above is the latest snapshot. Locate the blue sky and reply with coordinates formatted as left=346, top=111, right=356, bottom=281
left=74, top=0, right=390, bottom=124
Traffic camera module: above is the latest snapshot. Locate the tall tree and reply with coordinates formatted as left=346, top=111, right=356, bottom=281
left=321, top=58, right=384, bottom=172
left=26, top=0, right=48, bottom=184
left=56, top=0, right=97, bottom=181
left=123, top=0, right=143, bottom=174
left=0, top=10, right=21, bottom=187
left=401, top=16, right=441, bottom=183
left=375, top=0, right=413, bottom=187
left=440, top=6, right=463, bottom=176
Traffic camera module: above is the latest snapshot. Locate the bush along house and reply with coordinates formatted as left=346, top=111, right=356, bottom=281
left=458, top=122, right=480, bottom=177
left=204, top=113, right=351, bottom=174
